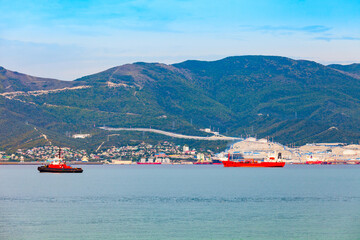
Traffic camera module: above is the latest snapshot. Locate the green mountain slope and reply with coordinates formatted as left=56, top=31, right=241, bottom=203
left=46, top=62, right=235, bottom=131
left=2, top=56, right=360, bottom=152
left=174, top=56, right=360, bottom=143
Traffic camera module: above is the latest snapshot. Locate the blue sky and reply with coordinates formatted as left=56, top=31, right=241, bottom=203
left=1, top=0, right=360, bottom=80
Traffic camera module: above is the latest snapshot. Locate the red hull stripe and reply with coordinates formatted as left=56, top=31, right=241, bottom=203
left=137, top=163, right=162, bottom=165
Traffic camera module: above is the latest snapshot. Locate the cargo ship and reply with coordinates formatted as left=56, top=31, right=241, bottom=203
left=222, top=153, right=285, bottom=167
left=38, top=148, right=83, bottom=173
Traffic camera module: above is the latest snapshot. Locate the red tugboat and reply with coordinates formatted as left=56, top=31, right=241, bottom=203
left=222, top=152, right=285, bottom=168
left=38, top=148, right=83, bottom=173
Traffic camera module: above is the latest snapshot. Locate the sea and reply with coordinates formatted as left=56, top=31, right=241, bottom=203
left=0, top=165, right=359, bottom=240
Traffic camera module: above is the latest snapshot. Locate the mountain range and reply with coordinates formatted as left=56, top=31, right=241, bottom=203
left=1, top=56, right=360, bottom=152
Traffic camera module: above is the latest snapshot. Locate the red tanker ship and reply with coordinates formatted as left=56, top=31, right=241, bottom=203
left=222, top=153, right=285, bottom=168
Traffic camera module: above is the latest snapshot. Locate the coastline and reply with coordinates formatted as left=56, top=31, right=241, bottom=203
left=0, top=161, right=103, bottom=165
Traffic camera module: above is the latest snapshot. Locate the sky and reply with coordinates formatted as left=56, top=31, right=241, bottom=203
left=0, top=0, right=360, bottom=80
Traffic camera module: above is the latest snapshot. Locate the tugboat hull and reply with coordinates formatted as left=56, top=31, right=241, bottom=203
left=38, top=166, right=83, bottom=173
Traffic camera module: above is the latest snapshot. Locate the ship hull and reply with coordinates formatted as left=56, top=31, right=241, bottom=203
left=38, top=166, right=83, bottom=173
left=306, top=161, right=322, bottom=165
left=136, top=162, right=161, bottom=165
left=223, top=160, right=285, bottom=168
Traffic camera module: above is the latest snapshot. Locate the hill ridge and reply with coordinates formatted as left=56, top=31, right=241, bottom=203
left=2, top=55, right=360, bottom=152
left=0, top=66, right=84, bottom=93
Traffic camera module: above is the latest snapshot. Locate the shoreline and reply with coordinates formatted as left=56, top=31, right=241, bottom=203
left=1, top=161, right=359, bottom=166
left=0, top=161, right=103, bottom=165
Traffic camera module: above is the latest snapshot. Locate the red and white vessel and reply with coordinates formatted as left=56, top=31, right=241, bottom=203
left=38, top=148, right=83, bottom=173
left=222, top=152, right=285, bottom=168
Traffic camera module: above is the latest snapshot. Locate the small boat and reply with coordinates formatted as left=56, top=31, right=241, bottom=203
left=222, top=153, right=285, bottom=168
left=38, top=148, right=83, bottom=173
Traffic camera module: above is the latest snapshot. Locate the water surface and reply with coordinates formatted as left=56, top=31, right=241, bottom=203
left=0, top=165, right=359, bottom=240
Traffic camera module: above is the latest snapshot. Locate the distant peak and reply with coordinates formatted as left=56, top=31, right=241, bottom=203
left=328, top=63, right=360, bottom=67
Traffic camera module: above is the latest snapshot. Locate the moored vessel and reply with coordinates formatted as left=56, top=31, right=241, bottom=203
left=305, top=160, right=322, bottom=165
left=193, top=161, right=212, bottom=165
left=136, top=162, right=161, bottom=165
left=222, top=153, right=285, bottom=167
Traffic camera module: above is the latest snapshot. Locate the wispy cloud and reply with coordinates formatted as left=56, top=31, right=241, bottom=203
left=300, top=25, right=331, bottom=33
left=314, top=36, right=360, bottom=41
left=241, top=25, right=331, bottom=34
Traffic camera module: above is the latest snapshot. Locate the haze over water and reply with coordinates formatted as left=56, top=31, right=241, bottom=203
left=1, top=165, right=359, bottom=240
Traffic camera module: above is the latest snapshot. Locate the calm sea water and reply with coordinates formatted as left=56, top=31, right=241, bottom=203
left=0, top=165, right=359, bottom=240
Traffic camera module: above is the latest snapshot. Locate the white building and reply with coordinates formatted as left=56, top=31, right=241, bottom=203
left=72, top=134, right=91, bottom=139
left=183, top=145, right=190, bottom=153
